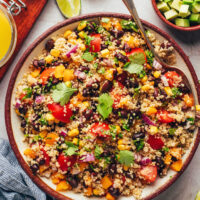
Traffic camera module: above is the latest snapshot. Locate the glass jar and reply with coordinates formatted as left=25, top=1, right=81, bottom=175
left=0, top=4, right=17, bottom=67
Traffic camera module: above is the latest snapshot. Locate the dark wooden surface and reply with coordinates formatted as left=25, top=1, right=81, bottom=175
left=0, top=0, right=47, bottom=80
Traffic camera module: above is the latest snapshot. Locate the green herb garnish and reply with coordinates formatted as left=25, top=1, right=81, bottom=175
left=52, top=83, right=77, bottom=106
left=118, top=150, right=134, bottom=166
left=145, top=50, right=154, bottom=65
left=172, top=87, right=181, bottom=98
left=97, top=93, right=113, bottom=119
left=134, top=139, right=144, bottom=151
left=22, top=88, right=32, bottom=100
left=94, top=145, right=102, bottom=159
left=120, top=20, right=138, bottom=32
left=82, top=52, right=94, bottom=62
left=169, top=128, right=176, bottom=136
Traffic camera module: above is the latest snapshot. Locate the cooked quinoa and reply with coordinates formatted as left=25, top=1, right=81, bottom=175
left=14, top=18, right=198, bottom=200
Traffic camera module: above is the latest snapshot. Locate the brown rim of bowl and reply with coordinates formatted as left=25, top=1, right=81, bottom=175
left=151, top=0, right=200, bottom=31
left=5, top=12, right=200, bottom=200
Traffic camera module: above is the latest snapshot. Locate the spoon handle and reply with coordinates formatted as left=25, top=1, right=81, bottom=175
left=122, top=0, right=157, bottom=58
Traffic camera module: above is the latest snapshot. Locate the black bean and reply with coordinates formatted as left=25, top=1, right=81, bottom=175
left=155, top=156, right=165, bottom=169
left=123, top=43, right=131, bottom=53
left=91, top=101, right=97, bottom=111
left=78, top=123, right=85, bottom=130
left=33, top=59, right=39, bottom=68
left=79, top=66, right=90, bottom=72
left=108, top=187, right=121, bottom=197
left=125, top=171, right=135, bottom=180
left=67, top=175, right=79, bottom=188
left=45, top=39, right=54, bottom=51
left=101, top=80, right=113, bottom=93
left=84, top=109, right=93, bottom=120
left=115, top=52, right=128, bottom=63
left=30, top=164, right=39, bottom=174
left=179, top=85, right=190, bottom=94
left=116, top=71, right=128, bottom=85
left=101, top=44, right=108, bottom=50
left=120, top=110, right=128, bottom=118
left=171, top=156, right=178, bottom=162
left=110, top=29, right=124, bottom=38
left=109, top=164, right=117, bottom=174
left=21, top=120, right=27, bottom=128
left=18, top=105, right=28, bottom=115
left=132, top=132, right=145, bottom=140
left=124, top=79, right=134, bottom=89
left=115, top=40, right=121, bottom=46
left=39, top=159, right=45, bottom=165
left=38, top=59, right=45, bottom=67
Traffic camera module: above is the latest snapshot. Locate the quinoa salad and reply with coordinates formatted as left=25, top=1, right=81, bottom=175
left=14, top=18, right=199, bottom=200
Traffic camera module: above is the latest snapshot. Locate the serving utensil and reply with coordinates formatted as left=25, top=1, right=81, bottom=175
left=122, top=0, right=195, bottom=97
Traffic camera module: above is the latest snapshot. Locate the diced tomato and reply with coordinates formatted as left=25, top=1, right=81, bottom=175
left=57, top=154, right=76, bottom=171
left=157, top=110, right=174, bottom=123
left=90, top=122, right=110, bottom=137
left=89, top=34, right=101, bottom=52
left=126, top=48, right=147, bottom=63
left=164, top=71, right=180, bottom=87
left=147, top=135, right=164, bottom=150
left=139, top=165, right=157, bottom=183
left=47, top=103, right=73, bottom=123
left=40, top=68, right=55, bottom=85
left=41, top=148, right=50, bottom=165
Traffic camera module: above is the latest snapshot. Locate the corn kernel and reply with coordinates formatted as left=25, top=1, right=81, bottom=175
left=15, top=109, right=20, bottom=115
left=93, top=189, right=101, bottom=196
left=196, top=105, right=200, bottom=111
left=116, top=125, right=121, bottom=134
left=78, top=31, right=86, bottom=39
left=146, top=107, right=157, bottom=116
left=45, top=55, right=54, bottom=64
left=164, top=87, right=172, bottom=96
left=141, top=75, right=148, bottom=83
left=39, top=130, right=48, bottom=138
left=64, top=81, right=72, bottom=88
left=141, top=84, right=151, bottom=92
left=118, top=144, right=126, bottom=150
left=104, top=69, right=113, bottom=81
left=55, top=65, right=65, bottom=79
left=79, top=140, right=84, bottom=148
left=72, top=138, right=79, bottom=145
left=120, top=50, right=126, bottom=56
left=50, top=49, right=60, bottom=58
left=146, top=64, right=152, bottom=69
left=31, top=69, right=41, bottom=78
left=153, top=71, right=161, bottom=78
left=117, top=67, right=123, bottom=74
left=80, top=44, right=86, bottom=51
left=78, top=21, right=87, bottom=31
left=101, top=49, right=110, bottom=58
left=45, top=113, right=55, bottom=122
left=64, top=30, right=72, bottom=39
left=123, top=165, right=129, bottom=171
left=127, top=36, right=139, bottom=48
left=118, top=139, right=124, bottom=145
left=63, top=69, right=74, bottom=82
left=82, top=101, right=89, bottom=109
left=68, top=129, right=79, bottom=137
left=101, top=19, right=112, bottom=30
left=149, top=126, right=158, bottom=135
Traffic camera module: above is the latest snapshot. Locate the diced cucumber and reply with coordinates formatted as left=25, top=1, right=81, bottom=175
left=164, top=9, right=179, bottom=20
left=179, top=4, right=190, bottom=17
left=191, top=2, right=200, bottom=13
left=189, top=13, right=200, bottom=22
left=171, top=0, right=182, bottom=11
left=157, top=2, right=170, bottom=12
left=195, top=0, right=200, bottom=2
left=183, top=0, right=194, bottom=4
left=175, top=18, right=190, bottom=26
left=168, top=1, right=173, bottom=6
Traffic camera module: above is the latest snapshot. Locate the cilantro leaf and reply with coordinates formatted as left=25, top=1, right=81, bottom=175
left=85, top=35, right=94, bottom=46
left=172, top=87, right=181, bottom=98
left=124, top=63, right=143, bottom=74
left=64, top=141, right=79, bottom=156
left=97, top=93, right=113, bottom=119
left=120, top=20, right=138, bottom=32
left=134, top=139, right=144, bottom=151
left=129, top=52, right=146, bottom=65
left=145, top=50, right=154, bottom=65
left=52, top=83, right=77, bottom=106
left=22, top=88, right=32, bottom=100
left=82, top=52, right=94, bottom=62
left=118, top=150, right=134, bottom=166
left=169, top=128, right=176, bottom=136
left=94, top=145, right=101, bottom=159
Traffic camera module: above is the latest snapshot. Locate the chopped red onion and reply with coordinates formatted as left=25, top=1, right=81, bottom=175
left=60, top=131, right=67, bottom=137
left=74, top=70, right=86, bottom=80
left=161, top=75, right=169, bottom=87
left=153, top=59, right=162, bottom=70
left=66, top=45, right=78, bottom=58
left=80, top=153, right=95, bottom=162
left=15, top=100, right=21, bottom=109
left=140, top=157, right=151, bottom=166
left=142, top=114, right=156, bottom=126
left=35, top=95, right=44, bottom=104
left=134, top=153, right=142, bottom=163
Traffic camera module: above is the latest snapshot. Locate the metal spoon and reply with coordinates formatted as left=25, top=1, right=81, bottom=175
left=122, top=0, right=194, bottom=94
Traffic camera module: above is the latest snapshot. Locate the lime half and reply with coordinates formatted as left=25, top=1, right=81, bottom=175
left=56, top=0, right=81, bottom=18
left=195, top=191, right=200, bottom=200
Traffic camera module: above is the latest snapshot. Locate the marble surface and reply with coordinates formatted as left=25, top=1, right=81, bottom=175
left=1, top=0, right=200, bottom=199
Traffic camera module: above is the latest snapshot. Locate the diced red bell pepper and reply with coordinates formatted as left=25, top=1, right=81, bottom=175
left=147, top=135, right=164, bottom=150
left=40, top=68, right=55, bottom=85
left=157, top=110, right=174, bottom=124
left=164, top=71, right=180, bottom=87
left=126, top=48, right=147, bottom=63
left=57, top=154, right=76, bottom=171
left=47, top=103, right=73, bottom=123
left=139, top=165, right=157, bottom=183
left=90, top=122, right=110, bottom=137
left=41, top=148, right=50, bottom=165
left=89, top=34, right=101, bottom=52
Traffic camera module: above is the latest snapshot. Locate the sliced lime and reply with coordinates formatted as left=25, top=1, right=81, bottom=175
left=56, top=0, right=81, bottom=18
left=195, top=190, right=200, bottom=200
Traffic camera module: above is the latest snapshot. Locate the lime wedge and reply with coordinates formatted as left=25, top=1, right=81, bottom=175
left=195, top=191, right=200, bottom=200
left=56, top=0, right=81, bottom=18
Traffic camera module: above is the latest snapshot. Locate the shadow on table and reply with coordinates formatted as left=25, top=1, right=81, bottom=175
left=165, top=27, right=200, bottom=44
